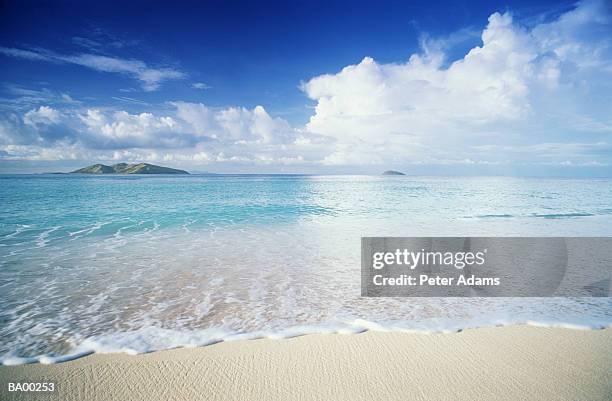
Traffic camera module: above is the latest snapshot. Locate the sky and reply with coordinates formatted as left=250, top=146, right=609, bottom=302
left=0, top=0, right=611, bottom=175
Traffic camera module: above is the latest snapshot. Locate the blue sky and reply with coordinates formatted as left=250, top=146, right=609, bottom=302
left=0, top=0, right=611, bottom=175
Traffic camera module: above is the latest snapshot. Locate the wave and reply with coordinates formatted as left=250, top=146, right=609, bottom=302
left=34, top=226, right=62, bottom=248
left=467, top=212, right=601, bottom=219
left=472, top=214, right=515, bottom=218
left=2, top=225, right=33, bottom=239
left=1, top=318, right=610, bottom=366
left=532, top=212, right=594, bottom=219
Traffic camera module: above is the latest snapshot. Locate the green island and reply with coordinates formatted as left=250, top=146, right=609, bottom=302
left=71, top=163, right=189, bottom=175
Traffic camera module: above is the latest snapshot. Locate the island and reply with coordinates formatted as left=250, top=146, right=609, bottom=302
left=71, top=163, right=189, bottom=175
left=382, top=170, right=405, bottom=175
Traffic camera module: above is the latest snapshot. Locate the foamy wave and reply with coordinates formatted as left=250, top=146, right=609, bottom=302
left=2, top=225, right=33, bottom=239
left=69, top=221, right=111, bottom=240
left=2, top=319, right=610, bottom=366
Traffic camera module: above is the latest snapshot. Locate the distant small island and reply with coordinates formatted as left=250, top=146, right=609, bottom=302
left=71, top=163, right=189, bottom=175
left=382, top=170, right=405, bottom=176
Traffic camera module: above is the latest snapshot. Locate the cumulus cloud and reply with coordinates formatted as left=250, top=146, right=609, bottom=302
left=78, top=109, right=197, bottom=148
left=172, top=101, right=299, bottom=144
left=23, top=106, right=61, bottom=126
left=301, top=0, right=612, bottom=166
left=215, top=105, right=295, bottom=144
left=0, top=47, right=185, bottom=91
left=172, top=101, right=214, bottom=135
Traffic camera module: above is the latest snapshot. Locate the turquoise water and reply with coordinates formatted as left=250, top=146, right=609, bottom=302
left=1, top=175, right=611, bottom=364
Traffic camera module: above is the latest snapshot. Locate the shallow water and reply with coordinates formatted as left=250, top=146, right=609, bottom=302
left=1, top=174, right=611, bottom=364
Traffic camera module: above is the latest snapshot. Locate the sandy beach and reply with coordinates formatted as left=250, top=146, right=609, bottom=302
left=1, top=325, right=610, bottom=401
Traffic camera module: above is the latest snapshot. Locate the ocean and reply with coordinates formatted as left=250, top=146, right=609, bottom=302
left=1, top=174, right=611, bottom=364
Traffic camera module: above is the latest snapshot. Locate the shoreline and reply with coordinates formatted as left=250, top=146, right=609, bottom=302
left=2, top=320, right=610, bottom=366
left=1, top=325, right=610, bottom=401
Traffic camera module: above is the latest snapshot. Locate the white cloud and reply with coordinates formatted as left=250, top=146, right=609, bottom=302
left=301, top=0, right=612, bottom=166
left=171, top=101, right=214, bottom=135
left=23, top=106, right=61, bottom=126
left=192, top=82, right=210, bottom=90
left=302, top=12, right=533, bottom=137
left=0, top=85, right=80, bottom=111
left=0, top=47, right=51, bottom=61
left=172, top=102, right=297, bottom=144
left=64, top=54, right=185, bottom=91
left=78, top=109, right=192, bottom=148
left=214, top=105, right=295, bottom=144
left=0, top=48, right=185, bottom=91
